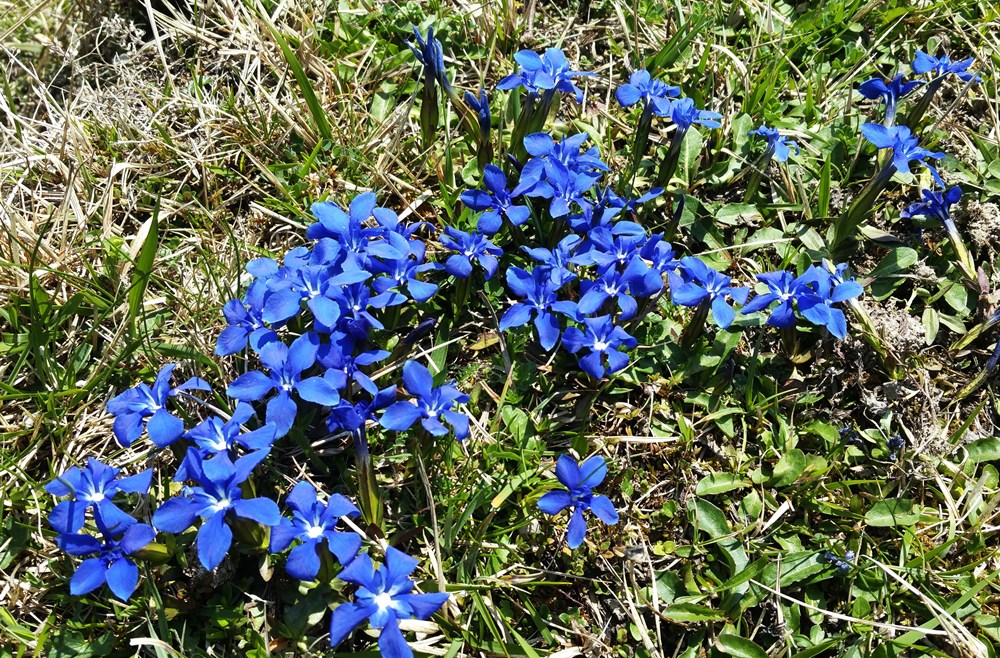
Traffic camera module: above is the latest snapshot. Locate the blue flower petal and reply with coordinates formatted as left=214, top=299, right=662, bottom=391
left=196, top=511, right=233, bottom=570
left=329, top=601, right=376, bottom=648
left=566, top=506, right=587, bottom=549
left=537, top=490, right=572, bottom=515
left=590, top=495, right=619, bottom=525
left=105, top=557, right=139, bottom=601
left=377, top=616, right=412, bottom=658
left=69, top=557, right=107, bottom=596
left=285, top=540, right=321, bottom=581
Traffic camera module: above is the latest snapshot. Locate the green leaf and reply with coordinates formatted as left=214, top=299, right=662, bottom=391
left=268, top=26, right=332, bottom=141
left=689, top=498, right=749, bottom=577
left=867, top=247, right=917, bottom=278
left=966, top=437, right=1000, bottom=463
left=660, top=603, right=726, bottom=622
left=127, top=206, right=159, bottom=334
left=679, top=126, right=704, bottom=184
left=769, top=448, right=807, bottom=487
left=716, top=203, right=762, bottom=226
left=922, top=306, right=939, bottom=345
left=696, top=473, right=750, bottom=496
left=865, top=498, right=920, bottom=527
left=717, top=633, right=768, bottom=658
left=943, top=282, right=969, bottom=314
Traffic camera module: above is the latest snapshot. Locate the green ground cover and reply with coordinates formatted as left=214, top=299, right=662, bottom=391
left=2, top=0, right=1000, bottom=656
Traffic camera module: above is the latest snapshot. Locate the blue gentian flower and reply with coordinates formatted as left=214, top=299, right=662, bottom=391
left=561, top=315, right=637, bottom=379
left=183, top=402, right=277, bottom=457
left=318, top=333, right=390, bottom=397
left=226, top=333, right=341, bottom=437
left=912, top=51, right=980, bottom=82
left=106, top=364, right=211, bottom=448
left=498, top=266, right=579, bottom=350
left=824, top=550, right=856, bottom=573
left=262, top=240, right=371, bottom=326
left=327, top=386, right=397, bottom=434
left=860, top=123, right=945, bottom=181
left=216, top=281, right=278, bottom=356
left=516, top=132, right=608, bottom=191
left=439, top=227, right=502, bottom=280
left=739, top=270, right=813, bottom=329
left=496, top=48, right=593, bottom=102
left=667, top=258, right=750, bottom=329
left=858, top=74, right=921, bottom=125
left=409, top=26, right=450, bottom=92
left=340, top=282, right=395, bottom=339
left=520, top=162, right=601, bottom=218
left=596, top=185, right=663, bottom=217
left=379, top=360, right=470, bottom=440
left=369, top=233, right=440, bottom=303
left=668, top=97, right=723, bottom=132
left=153, top=449, right=280, bottom=570
left=747, top=125, right=799, bottom=162
left=464, top=89, right=490, bottom=142
left=460, top=165, right=530, bottom=234
left=330, top=547, right=450, bottom=658
left=269, top=481, right=362, bottom=581
left=796, top=264, right=864, bottom=339
left=639, top=234, right=677, bottom=277
left=56, top=519, right=155, bottom=601
left=522, top=234, right=582, bottom=287
left=306, top=193, right=385, bottom=254
left=45, top=458, right=152, bottom=534
left=581, top=222, right=649, bottom=270
left=537, top=454, right=618, bottom=549
left=901, top=186, right=976, bottom=280
left=577, top=257, right=654, bottom=320
left=615, top=70, right=679, bottom=116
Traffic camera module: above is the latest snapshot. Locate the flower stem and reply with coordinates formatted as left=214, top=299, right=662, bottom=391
left=680, top=298, right=711, bottom=348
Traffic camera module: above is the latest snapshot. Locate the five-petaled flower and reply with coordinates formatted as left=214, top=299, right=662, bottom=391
left=615, top=69, right=679, bottom=116
left=860, top=123, right=945, bottom=181
left=747, top=125, right=800, bottom=162
left=562, top=315, right=638, bottom=379
left=227, top=333, right=341, bottom=438
left=668, top=257, right=750, bottom=329
left=46, top=458, right=152, bottom=534
left=106, top=363, right=211, bottom=448
left=440, top=227, right=503, bottom=280
left=537, top=454, right=618, bottom=549
left=269, top=481, right=362, bottom=581
left=153, top=450, right=280, bottom=570
left=56, top=518, right=155, bottom=601
left=380, top=360, right=471, bottom=440
left=912, top=51, right=980, bottom=82
left=460, top=165, right=530, bottom=234
left=329, top=547, right=450, bottom=658
left=498, top=266, right=579, bottom=350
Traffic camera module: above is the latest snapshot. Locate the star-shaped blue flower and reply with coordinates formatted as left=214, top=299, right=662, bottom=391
left=537, top=454, right=618, bottom=549
left=329, top=547, right=450, bottom=658
left=379, top=360, right=470, bottom=440
left=45, top=458, right=152, bottom=534
left=269, top=481, right=362, bottom=581
left=106, top=363, right=211, bottom=447
left=153, top=449, right=280, bottom=570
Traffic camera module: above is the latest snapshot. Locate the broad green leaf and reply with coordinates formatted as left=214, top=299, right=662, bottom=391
left=865, top=498, right=920, bottom=527
left=717, top=633, right=768, bottom=658
left=966, top=437, right=1000, bottom=463
left=867, top=247, right=917, bottom=278
left=660, top=603, right=726, bottom=622
left=922, top=306, right=939, bottom=345
left=679, top=126, right=704, bottom=184
left=769, top=448, right=807, bottom=487
left=696, top=473, right=750, bottom=496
